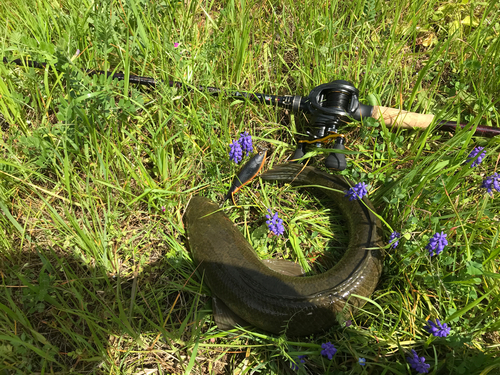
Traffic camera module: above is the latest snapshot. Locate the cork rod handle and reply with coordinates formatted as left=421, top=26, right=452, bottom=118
left=371, top=106, right=435, bottom=130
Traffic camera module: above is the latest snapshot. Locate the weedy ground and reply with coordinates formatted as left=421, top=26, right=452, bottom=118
left=0, top=0, right=499, bottom=374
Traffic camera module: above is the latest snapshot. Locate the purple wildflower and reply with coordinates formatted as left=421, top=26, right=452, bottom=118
left=320, top=342, right=337, bottom=360
left=466, top=146, right=486, bottom=167
left=290, top=355, right=306, bottom=370
left=229, top=140, right=243, bottom=164
left=389, top=231, right=401, bottom=249
left=161, top=206, right=166, bottom=212
left=344, top=182, right=368, bottom=201
left=406, top=349, right=430, bottom=374
left=358, top=358, right=366, bottom=366
left=265, top=209, right=284, bottom=236
left=174, top=43, right=179, bottom=48
left=424, top=319, right=450, bottom=337
left=482, top=173, right=500, bottom=196
left=345, top=320, right=352, bottom=327
left=238, top=131, right=253, bottom=156
left=425, top=231, right=448, bottom=256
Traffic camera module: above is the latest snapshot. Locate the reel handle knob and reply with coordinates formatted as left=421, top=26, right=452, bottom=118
left=325, top=139, right=346, bottom=170
left=290, top=143, right=306, bottom=162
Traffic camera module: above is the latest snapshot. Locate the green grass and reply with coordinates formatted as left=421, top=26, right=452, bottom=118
left=1, top=0, right=500, bottom=373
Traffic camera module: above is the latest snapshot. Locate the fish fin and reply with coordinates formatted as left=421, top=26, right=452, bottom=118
left=262, top=258, right=305, bottom=276
left=212, top=297, right=251, bottom=331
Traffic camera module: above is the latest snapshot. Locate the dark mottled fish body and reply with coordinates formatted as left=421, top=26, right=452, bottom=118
left=184, top=164, right=383, bottom=336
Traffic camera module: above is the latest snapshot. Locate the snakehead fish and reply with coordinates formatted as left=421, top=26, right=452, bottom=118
left=184, top=164, right=383, bottom=336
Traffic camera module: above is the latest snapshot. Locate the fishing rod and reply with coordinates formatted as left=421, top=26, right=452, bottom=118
left=3, top=57, right=500, bottom=171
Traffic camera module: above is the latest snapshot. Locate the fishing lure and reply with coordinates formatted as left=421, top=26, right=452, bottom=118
left=223, top=146, right=268, bottom=205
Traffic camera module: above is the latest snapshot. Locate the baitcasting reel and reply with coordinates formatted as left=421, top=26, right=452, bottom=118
left=288, top=80, right=372, bottom=171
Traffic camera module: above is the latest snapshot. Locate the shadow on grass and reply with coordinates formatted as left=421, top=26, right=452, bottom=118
left=1, top=241, right=331, bottom=374
left=0, top=244, right=225, bottom=374
left=0, top=242, right=352, bottom=375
